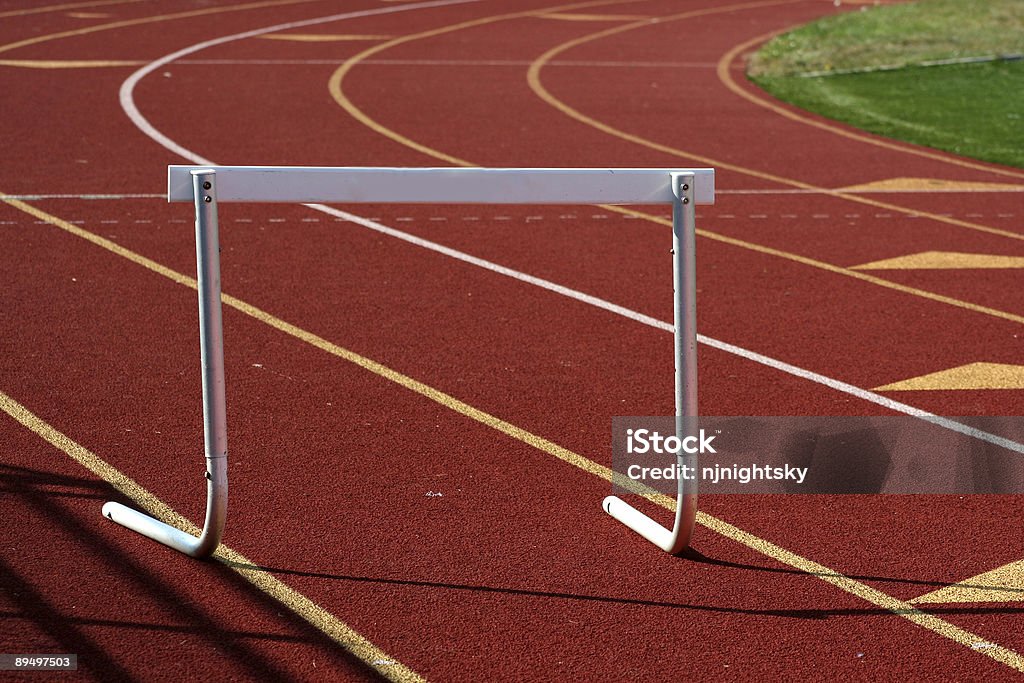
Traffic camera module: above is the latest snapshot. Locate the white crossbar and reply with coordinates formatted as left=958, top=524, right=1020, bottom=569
left=168, top=166, right=715, bottom=205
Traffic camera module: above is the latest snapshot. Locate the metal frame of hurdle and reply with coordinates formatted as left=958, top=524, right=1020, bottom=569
left=101, top=166, right=715, bottom=558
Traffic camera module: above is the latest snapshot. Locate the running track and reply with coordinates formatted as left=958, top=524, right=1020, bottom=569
left=2, top=0, right=1023, bottom=680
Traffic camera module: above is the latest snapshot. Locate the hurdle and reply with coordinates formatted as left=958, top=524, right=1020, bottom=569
left=101, top=166, right=715, bottom=558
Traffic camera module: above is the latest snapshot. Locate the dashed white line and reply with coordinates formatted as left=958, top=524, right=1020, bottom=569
left=5, top=212, right=1017, bottom=229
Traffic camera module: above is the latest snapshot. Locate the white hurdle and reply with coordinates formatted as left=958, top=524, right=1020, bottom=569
left=102, top=166, right=715, bottom=558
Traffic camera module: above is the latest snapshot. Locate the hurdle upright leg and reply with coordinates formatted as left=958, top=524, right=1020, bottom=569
left=101, top=169, right=228, bottom=558
left=602, top=171, right=698, bottom=554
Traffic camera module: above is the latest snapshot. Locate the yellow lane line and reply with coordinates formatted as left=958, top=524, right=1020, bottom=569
left=525, top=8, right=1024, bottom=243
left=0, top=0, right=330, bottom=56
left=0, top=58, right=144, bottom=68
left=0, top=389, right=425, bottom=683
left=258, top=33, right=392, bottom=42
left=0, top=0, right=149, bottom=20
left=539, top=13, right=648, bottom=21
left=718, top=30, right=1024, bottom=183
left=5, top=193, right=1024, bottom=673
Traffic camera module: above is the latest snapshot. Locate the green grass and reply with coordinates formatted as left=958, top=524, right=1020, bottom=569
left=748, top=0, right=1024, bottom=168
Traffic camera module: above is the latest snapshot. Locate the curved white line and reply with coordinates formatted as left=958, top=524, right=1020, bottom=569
left=119, top=0, right=1024, bottom=455
left=118, top=0, right=489, bottom=164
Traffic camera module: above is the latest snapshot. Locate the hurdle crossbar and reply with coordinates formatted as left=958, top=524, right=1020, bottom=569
left=102, top=166, right=714, bottom=558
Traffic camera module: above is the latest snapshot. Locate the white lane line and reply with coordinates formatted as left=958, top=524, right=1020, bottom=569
left=118, top=0, right=1024, bottom=455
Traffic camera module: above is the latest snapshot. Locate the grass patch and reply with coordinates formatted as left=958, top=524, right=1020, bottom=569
left=756, top=60, right=1024, bottom=168
left=749, top=0, right=1024, bottom=77
left=748, top=0, right=1024, bottom=169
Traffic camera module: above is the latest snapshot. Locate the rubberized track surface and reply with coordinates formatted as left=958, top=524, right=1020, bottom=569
left=2, top=0, right=1023, bottom=680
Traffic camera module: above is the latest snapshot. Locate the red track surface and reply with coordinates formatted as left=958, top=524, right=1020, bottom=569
left=2, top=0, right=1023, bottom=680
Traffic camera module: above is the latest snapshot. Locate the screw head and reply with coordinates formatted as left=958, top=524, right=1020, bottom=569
left=204, top=195, right=212, bottom=203
left=203, top=181, right=212, bottom=190
left=682, top=184, right=689, bottom=191
left=682, top=197, right=690, bottom=204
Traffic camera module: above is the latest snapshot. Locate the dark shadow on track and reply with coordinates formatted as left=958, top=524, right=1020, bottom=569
left=0, top=463, right=110, bottom=501
left=681, top=547, right=1024, bottom=597
left=1, top=462, right=379, bottom=681
left=222, top=557, right=1024, bottom=620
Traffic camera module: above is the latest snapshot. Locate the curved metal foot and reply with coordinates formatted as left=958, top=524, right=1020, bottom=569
left=603, top=477, right=697, bottom=555
left=102, top=456, right=227, bottom=558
